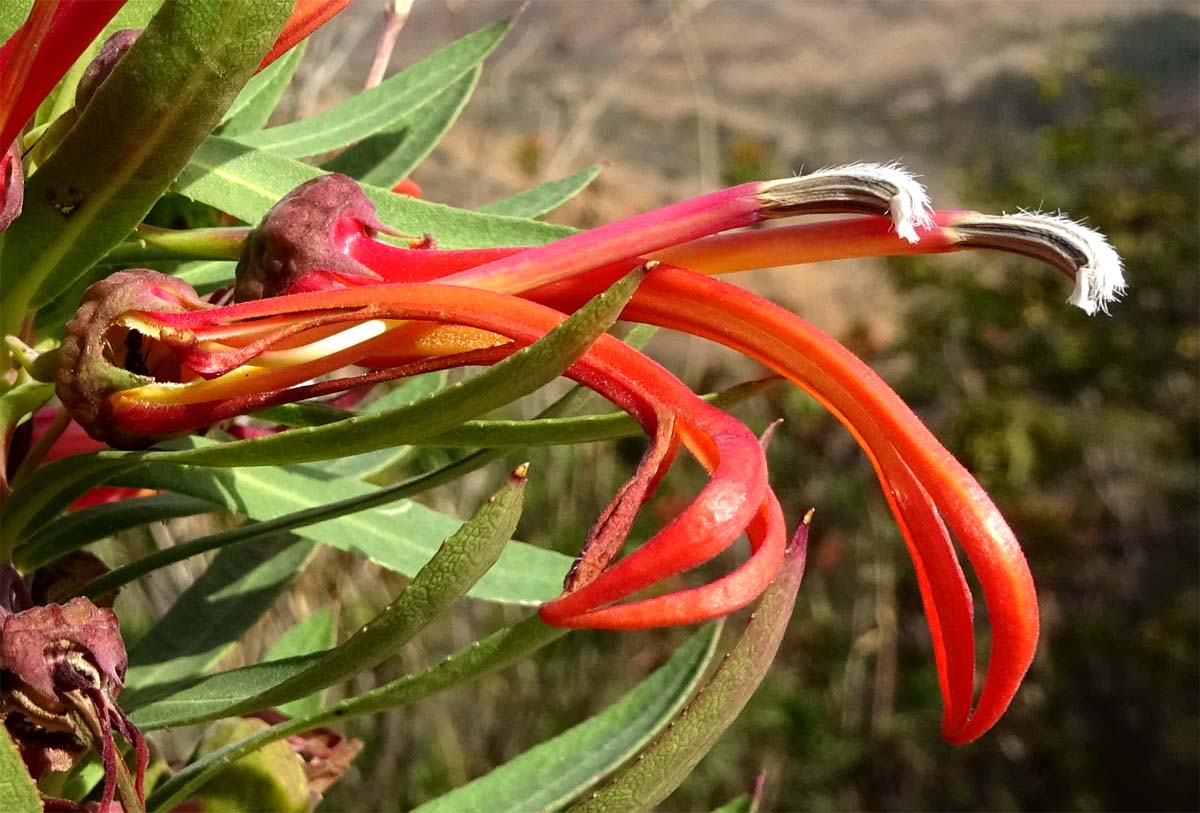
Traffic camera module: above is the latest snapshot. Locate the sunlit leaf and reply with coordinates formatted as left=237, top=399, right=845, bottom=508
left=569, top=531, right=810, bottom=813
left=124, top=534, right=317, bottom=691
left=414, top=623, right=721, bottom=813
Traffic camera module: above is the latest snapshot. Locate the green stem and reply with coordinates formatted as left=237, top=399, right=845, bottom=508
left=103, top=226, right=251, bottom=264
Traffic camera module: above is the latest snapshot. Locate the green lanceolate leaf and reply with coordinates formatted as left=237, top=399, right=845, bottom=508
left=0, top=0, right=294, bottom=335
left=479, top=165, right=603, bottom=219
left=177, top=135, right=571, bottom=247
left=129, top=613, right=563, bottom=731
left=147, top=615, right=567, bottom=808
left=0, top=728, right=40, bottom=813
left=14, top=492, right=214, bottom=571
left=124, top=533, right=317, bottom=691
left=217, top=41, right=306, bottom=137
left=568, top=529, right=811, bottom=813
left=104, top=458, right=570, bottom=606
left=323, top=68, right=479, bottom=188
left=263, top=609, right=336, bottom=717
left=216, top=467, right=525, bottom=719
left=415, top=623, right=722, bottom=813
left=0, top=455, right=141, bottom=559
left=124, top=652, right=324, bottom=729
left=241, top=21, right=507, bottom=158
left=136, top=267, right=644, bottom=468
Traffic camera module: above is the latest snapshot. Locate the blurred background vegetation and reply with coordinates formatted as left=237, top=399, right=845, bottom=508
left=123, top=3, right=1199, bottom=810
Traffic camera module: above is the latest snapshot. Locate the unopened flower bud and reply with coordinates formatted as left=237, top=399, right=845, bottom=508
left=234, top=173, right=400, bottom=301
left=75, top=29, right=142, bottom=111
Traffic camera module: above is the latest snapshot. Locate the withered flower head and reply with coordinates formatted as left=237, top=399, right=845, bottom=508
left=55, top=269, right=203, bottom=449
left=1, top=595, right=147, bottom=812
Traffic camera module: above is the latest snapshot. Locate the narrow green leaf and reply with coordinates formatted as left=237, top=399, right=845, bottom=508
left=479, top=165, right=603, bottom=219
left=323, top=68, right=479, bottom=188
left=0, top=0, right=294, bottom=331
left=124, top=652, right=325, bottom=727
left=0, top=456, right=140, bottom=559
left=568, top=535, right=811, bottom=813
left=136, top=268, right=643, bottom=468
left=0, top=729, right=39, bottom=813
left=15, top=492, right=214, bottom=571
left=239, top=21, right=506, bottom=158
left=264, top=609, right=335, bottom=717
left=148, top=615, right=567, bottom=808
left=220, top=468, right=524, bottom=718
left=105, top=458, right=570, bottom=606
left=124, top=534, right=317, bottom=691
left=176, top=136, right=571, bottom=247
left=217, top=41, right=306, bottom=137
left=415, top=623, right=722, bottom=813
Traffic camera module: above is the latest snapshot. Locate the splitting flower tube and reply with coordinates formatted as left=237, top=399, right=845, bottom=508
left=217, top=167, right=1122, bottom=743
left=54, top=268, right=789, bottom=631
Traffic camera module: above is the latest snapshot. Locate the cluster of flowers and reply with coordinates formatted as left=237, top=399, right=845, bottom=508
left=0, top=1, right=1123, bottom=810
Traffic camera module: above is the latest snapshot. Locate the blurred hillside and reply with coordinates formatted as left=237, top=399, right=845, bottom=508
left=272, top=3, right=1198, bottom=811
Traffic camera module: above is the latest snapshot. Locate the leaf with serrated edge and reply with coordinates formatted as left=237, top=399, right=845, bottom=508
left=415, top=623, right=721, bottom=813
left=479, top=165, right=602, bottom=219
left=0, top=0, right=294, bottom=331
left=240, top=21, right=505, bottom=158
left=568, top=533, right=810, bottom=813
left=124, top=534, right=316, bottom=691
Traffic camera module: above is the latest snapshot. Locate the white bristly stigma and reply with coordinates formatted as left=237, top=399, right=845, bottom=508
left=970, top=211, right=1126, bottom=315
left=1023, top=211, right=1125, bottom=315
left=758, top=162, right=933, bottom=244
left=817, top=162, right=933, bottom=244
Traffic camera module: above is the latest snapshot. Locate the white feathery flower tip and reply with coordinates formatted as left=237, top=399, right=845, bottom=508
left=814, top=162, right=933, bottom=244
left=1022, top=211, right=1126, bottom=315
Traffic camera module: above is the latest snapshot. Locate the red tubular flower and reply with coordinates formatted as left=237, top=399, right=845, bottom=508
left=260, top=0, right=355, bottom=70
left=219, top=169, right=1123, bottom=742
left=54, top=269, right=788, bottom=629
